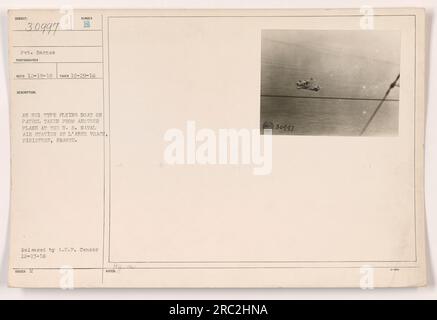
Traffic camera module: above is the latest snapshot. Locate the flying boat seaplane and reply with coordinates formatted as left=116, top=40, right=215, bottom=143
left=296, top=78, right=321, bottom=92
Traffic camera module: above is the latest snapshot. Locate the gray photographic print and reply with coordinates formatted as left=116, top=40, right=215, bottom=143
left=260, top=30, right=401, bottom=136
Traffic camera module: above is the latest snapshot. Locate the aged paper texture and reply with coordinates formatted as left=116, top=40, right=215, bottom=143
left=8, top=8, right=427, bottom=288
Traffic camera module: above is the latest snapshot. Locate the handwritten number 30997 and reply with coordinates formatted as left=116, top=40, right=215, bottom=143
left=25, top=22, right=60, bottom=35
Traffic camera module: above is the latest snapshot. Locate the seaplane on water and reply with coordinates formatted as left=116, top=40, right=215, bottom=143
left=296, top=78, right=321, bottom=92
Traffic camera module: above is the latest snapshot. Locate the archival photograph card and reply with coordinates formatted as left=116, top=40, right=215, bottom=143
left=8, top=8, right=426, bottom=288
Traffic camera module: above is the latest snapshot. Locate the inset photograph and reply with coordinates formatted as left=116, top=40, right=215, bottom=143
left=260, top=30, right=401, bottom=136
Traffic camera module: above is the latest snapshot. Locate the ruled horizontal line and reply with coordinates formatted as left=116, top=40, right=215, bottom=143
left=12, top=266, right=419, bottom=270
left=14, top=61, right=103, bottom=64
left=12, top=29, right=102, bottom=32
left=108, top=14, right=416, bottom=18
left=261, top=94, right=400, bottom=102
left=13, top=45, right=103, bottom=48
left=110, top=259, right=416, bottom=263
left=14, top=78, right=103, bottom=80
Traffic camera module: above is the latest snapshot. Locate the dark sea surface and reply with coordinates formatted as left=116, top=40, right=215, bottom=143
left=261, top=96, right=399, bottom=136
